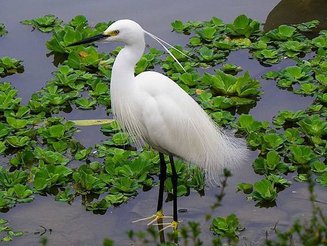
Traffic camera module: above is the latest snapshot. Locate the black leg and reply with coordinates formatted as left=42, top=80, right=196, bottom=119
left=169, top=154, right=178, bottom=222
left=157, top=152, right=167, bottom=212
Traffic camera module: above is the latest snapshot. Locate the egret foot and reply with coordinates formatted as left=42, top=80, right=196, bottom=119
left=156, top=220, right=179, bottom=231
left=132, top=211, right=172, bottom=226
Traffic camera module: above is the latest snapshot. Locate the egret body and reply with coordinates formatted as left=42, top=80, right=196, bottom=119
left=69, top=19, right=248, bottom=230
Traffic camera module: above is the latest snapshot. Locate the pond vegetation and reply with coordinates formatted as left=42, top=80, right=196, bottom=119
left=0, top=14, right=326, bottom=244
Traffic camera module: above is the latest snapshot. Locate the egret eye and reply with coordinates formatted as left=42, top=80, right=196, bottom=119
left=111, top=30, right=120, bottom=36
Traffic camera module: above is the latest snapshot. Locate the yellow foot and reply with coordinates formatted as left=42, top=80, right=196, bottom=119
left=156, top=220, right=179, bottom=231
left=132, top=211, right=173, bottom=226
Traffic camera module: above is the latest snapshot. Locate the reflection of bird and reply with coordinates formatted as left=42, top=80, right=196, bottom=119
left=69, top=19, right=248, bottom=230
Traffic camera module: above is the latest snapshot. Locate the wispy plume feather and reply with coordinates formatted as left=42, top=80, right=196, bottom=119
left=143, top=30, right=190, bottom=72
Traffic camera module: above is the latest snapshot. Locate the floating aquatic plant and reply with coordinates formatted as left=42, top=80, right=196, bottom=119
left=0, top=14, right=326, bottom=245
left=21, top=14, right=63, bottom=33
left=0, top=57, right=24, bottom=77
left=0, top=23, right=7, bottom=37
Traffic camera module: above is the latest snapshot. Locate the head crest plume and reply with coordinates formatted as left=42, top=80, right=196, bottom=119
left=143, top=30, right=191, bottom=72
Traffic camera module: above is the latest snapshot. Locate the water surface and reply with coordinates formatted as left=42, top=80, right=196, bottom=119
left=1, top=1, right=325, bottom=245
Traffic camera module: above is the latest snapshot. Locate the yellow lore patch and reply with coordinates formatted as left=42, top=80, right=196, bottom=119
left=104, top=30, right=120, bottom=37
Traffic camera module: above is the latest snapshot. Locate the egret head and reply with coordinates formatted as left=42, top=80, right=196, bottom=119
left=68, top=19, right=145, bottom=47
left=103, top=19, right=144, bottom=45
left=68, top=19, right=188, bottom=71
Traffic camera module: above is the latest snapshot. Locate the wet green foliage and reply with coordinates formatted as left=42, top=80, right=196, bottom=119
left=0, top=23, right=7, bottom=37
left=211, top=214, right=241, bottom=241
left=45, top=15, right=112, bottom=53
left=21, top=15, right=63, bottom=33
left=0, top=218, right=24, bottom=242
left=0, top=57, right=24, bottom=77
left=0, top=14, right=326, bottom=244
left=169, top=16, right=326, bottom=209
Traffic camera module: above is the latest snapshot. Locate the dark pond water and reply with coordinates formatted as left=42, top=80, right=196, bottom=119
left=1, top=0, right=326, bottom=245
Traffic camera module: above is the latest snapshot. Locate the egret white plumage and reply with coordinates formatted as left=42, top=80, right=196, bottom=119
left=69, top=19, right=249, bottom=230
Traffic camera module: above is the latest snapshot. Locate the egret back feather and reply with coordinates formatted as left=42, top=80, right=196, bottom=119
left=136, top=71, right=248, bottom=182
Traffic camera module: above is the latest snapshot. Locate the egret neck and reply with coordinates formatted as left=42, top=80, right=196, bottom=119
left=110, top=34, right=147, bottom=149
left=111, top=38, right=145, bottom=87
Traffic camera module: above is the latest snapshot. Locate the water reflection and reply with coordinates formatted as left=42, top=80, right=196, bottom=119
left=264, top=0, right=327, bottom=37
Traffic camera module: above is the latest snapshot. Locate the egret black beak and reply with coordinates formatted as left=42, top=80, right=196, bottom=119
left=67, top=33, right=107, bottom=47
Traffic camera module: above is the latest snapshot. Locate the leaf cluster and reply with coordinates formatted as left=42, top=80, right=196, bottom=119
left=0, top=23, right=7, bottom=37
left=0, top=57, right=24, bottom=77
left=0, top=218, right=24, bottom=242
left=21, top=14, right=63, bottom=32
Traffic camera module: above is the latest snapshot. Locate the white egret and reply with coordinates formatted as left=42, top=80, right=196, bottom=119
left=69, top=19, right=249, bottom=230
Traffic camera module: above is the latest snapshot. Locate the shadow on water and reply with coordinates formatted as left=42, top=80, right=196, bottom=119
left=264, top=0, right=327, bottom=38
left=0, top=0, right=326, bottom=245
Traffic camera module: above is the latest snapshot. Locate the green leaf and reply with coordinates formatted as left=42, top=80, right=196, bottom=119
left=289, top=145, right=316, bottom=165
left=266, top=25, right=296, bottom=40
left=33, top=165, right=72, bottom=191
left=278, top=25, right=296, bottom=37
left=0, top=141, right=6, bottom=154
left=254, top=49, right=279, bottom=64
left=273, top=110, right=305, bottom=128
left=110, top=132, right=129, bottom=146
left=179, top=72, right=199, bottom=87
left=263, top=133, right=284, bottom=150
left=0, top=123, right=11, bottom=138
left=7, top=184, right=33, bottom=202
left=211, top=214, right=241, bottom=239
left=295, top=173, right=310, bottom=182
left=67, top=46, right=108, bottom=69
left=110, top=177, right=139, bottom=195
left=21, top=15, right=63, bottom=33
left=316, top=173, right=327, bottom=186
left=189, top=36, right=201, bottom=46
left=284, top=128, right=304, bottom=144
left=0, top=57, right=24, bottom=77
left=86, top=198, right=110, bottom=211
left=171, top=20, right=190, bottom=34
left=199, top=46, right=215, bottom=61
left=55, top=188, right=74, bottom=202
left=298, top=115, right=327, bottom=137
left=34, top=147, right=69, bottom=165
left=75, top=147, right=92, bottom=160
left=266, top=151, right=280, bottom=168
left=295, top=20, right=320, bottom=31
left=48, top=124, right=65, bottom=138
left=75, top=97, right=97, bottom=109
left=6, top=136, right=30, bottom=148
left=2, top=236, right=12, bottom=242
left=236, top=183, right=253, bottom=194
left=90, top=82, right=109, bottom=97
left=227, top=14, right=260, bottom=37
left=267, top=174, right=291, bottom=188
left=105, top=193, right=128, bottom=205
left=197, top=26, right=217, bottom=41
left=0, top=90, right=21, bottom=111
left=250, top=178, right=277, bottom=202
left=237, top=114, right=268, bottom=133
left=221, top=63, right=242, bottom=74
left=6, top=117, right=28, bottom=129
left=0, top=167, right=28, bottom=188
left=69, top=15, right=88, bottom=28
left=73, top=165, right=107, bottom=193
left=0, top=23, right=8, bottom=37
left=311, top=161, right=327, bottom=173
left=312, top=33, right=327, bottom=48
